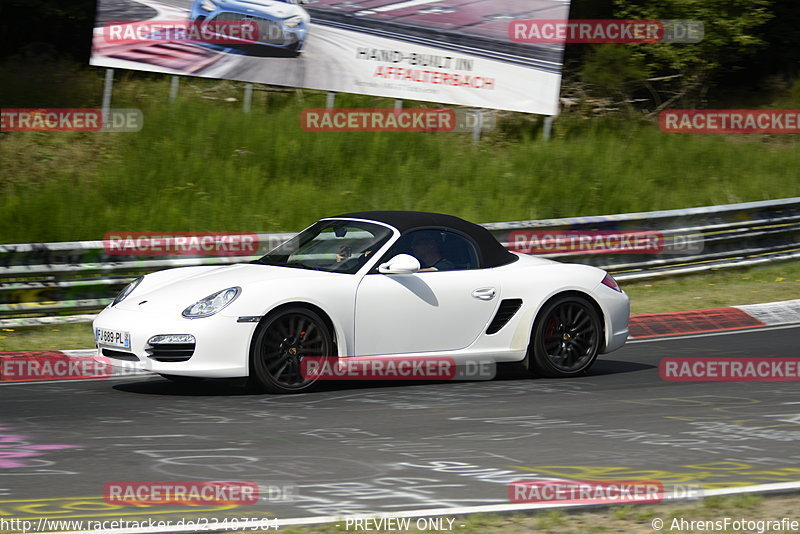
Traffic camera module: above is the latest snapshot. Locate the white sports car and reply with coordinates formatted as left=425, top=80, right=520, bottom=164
left=93, top=212, right=629, bottom=393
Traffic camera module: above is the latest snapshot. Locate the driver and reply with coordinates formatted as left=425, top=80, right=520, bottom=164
left=335, top=245, right=352, bottom=263
left=410, top=232, right=455, bottom=271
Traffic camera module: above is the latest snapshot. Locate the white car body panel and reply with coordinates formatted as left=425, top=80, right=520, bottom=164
left=355, top=269, right=502, bottom=355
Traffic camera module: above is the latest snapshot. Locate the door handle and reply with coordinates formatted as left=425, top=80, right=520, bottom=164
left=472, top=287, right=496, bottom=301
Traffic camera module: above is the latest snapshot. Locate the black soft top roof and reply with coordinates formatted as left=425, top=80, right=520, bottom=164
left=329, top=211, right=518, bottom=268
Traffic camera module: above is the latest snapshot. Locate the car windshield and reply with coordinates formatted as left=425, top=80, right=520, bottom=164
left=253, top=220, right=393, bottom=274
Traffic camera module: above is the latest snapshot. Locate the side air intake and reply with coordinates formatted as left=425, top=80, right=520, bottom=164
left=486, top=299, right=523, bottom=335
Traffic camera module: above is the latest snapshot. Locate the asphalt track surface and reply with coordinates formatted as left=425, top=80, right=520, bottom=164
left=2, top=325, right=799, bottom=527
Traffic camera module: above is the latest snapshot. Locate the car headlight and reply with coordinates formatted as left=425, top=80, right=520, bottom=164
left=199, top=0, right=216, bottom=12
left=284, top=15, right=303, bottom=28
left=113, top=277, right=143, bottom=306
left=182, top=287, right=241, bottom=318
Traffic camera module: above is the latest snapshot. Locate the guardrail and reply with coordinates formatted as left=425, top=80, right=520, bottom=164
left=1, top=198, right=798, bottom=326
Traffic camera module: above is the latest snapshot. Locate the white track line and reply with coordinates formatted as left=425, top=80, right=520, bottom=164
left=49, top=481, right=800, bottom=533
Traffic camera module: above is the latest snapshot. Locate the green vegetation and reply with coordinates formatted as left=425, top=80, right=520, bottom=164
left=0, top=323, right=93, bottom=352
left=2, top=71, right=799, bottom=243
left=599, top=0, right=774, bottom=109
left=623, top=260, right=800, bottom=315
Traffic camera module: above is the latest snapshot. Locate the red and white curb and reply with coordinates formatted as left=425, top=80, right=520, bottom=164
left=735, top=299, right=800, bottom=325
left=629, top=298, right=800, bottom=339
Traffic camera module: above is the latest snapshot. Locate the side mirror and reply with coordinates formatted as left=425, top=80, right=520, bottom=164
left=378, top=254, right=420, bottom=275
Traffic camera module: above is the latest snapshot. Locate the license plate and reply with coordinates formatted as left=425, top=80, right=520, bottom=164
left=95, top=328, right=131, bottom=349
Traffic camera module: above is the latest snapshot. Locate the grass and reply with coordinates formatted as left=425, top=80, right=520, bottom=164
left=1, top=61, right=799, bottom=243
left=0, top=323, right=93, bottom=352
left=1, top=261, right=797, bottom=352
left=622, top=260, right=800, bottom=315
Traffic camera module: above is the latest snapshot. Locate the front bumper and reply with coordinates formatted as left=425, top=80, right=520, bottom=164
left=190, top=8, right=308, bottom=50
left=592, top=284, right=630, bottom=354
left=92, top=305, right=256, bottom=378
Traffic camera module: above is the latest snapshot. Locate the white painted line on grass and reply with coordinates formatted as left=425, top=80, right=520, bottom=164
left=49, top=481, right=800, bottom=533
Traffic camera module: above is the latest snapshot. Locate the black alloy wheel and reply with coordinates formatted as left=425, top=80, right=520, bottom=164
left=528, top=295, right=602, bottom=378
left=249, top=307, right=333, bottom=393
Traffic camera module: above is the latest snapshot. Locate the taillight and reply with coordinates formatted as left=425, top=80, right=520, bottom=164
left=601, top=273, right=622, bottom=293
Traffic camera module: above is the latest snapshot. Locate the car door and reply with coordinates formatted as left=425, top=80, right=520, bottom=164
left=354, top=230, right=500, bottom=355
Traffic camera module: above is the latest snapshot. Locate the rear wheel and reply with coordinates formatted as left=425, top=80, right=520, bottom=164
left=248, top=307, right=333, bottom=393
left=528, top=295, right=602, bottom=378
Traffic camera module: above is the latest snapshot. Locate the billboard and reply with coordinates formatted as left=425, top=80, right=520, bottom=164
left=89, top=0, right=571, bottom=115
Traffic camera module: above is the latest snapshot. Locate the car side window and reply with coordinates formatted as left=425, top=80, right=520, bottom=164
left=392, top=230, right=480, bottom=271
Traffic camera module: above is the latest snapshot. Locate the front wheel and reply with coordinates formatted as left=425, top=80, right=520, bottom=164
left=248, top=307, right=333, bottom=393
left=528, top=295, right=602, bottom=378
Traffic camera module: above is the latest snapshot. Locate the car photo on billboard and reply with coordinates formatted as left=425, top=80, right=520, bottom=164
left=190, top=0, right=310, bottom=55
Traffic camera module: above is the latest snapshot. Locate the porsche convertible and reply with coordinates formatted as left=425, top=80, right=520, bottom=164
left=93, top=212, right=629, bottom=393
left=189, top=0, right=310, bottom=54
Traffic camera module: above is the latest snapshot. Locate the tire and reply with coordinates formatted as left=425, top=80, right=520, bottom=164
left=527, top=295, right=602, bottom=378
left=159, top=374, right=205, bottom=384
left=248, top=306, right=333, bottom=393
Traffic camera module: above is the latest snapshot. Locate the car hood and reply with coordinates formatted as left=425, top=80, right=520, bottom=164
left=116, top=263, right=330, bottom=314
left=213, top=0, right=306, bottom=18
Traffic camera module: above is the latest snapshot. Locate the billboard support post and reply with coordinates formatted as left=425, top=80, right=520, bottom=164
left=394, top=99, right=403, bottom=110
left=326, top=92, right=336, bottom=109
left=101, top=69, right=114, bottom=126
left=543, top=115, right=554, bottom=141
left=472, top=108, right=483, bottom=144
left=169, top=76, right=180, bottom=103
left=244, top=83, right=253, bottom=113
